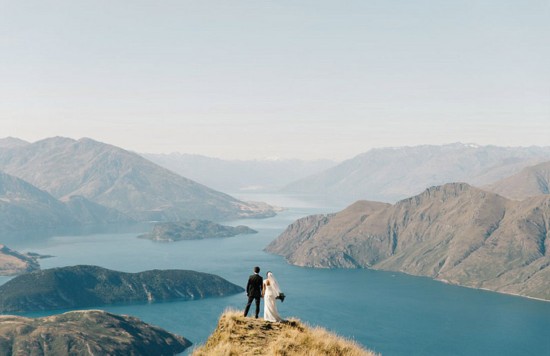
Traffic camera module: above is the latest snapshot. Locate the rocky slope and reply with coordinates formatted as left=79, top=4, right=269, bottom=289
left=485, top=160, right=550, bottom=200
left=0, top=244, right=40, bottom=275
left=282, top=143, right=550, bottom=204
left=0, top=310, right=191, bottom=355
left=191, top=310, right=376, bottom=356
left=267, top=183, right=550, bottom=300
left=139, top=220, right=257, bottom=241
left=0, top=265, right=244, bottom=313
left=0, top=137, right=276, bottom=221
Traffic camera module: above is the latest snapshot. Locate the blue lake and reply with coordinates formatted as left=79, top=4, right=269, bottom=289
left=1, top=194, right=550, bottom=355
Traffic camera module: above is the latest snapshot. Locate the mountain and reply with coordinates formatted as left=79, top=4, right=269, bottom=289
left=0, top=171, right=133, bottom=231
left=0, top=137, right=276, bottom=221
left=191, top=310, right=375, bottom=356
left=0, top=265, right=244, bottom=313
left=143, top=152, right=336, bottom=193
left=484, top=161, right=550, bottom=200
left=139, top=220, right=257, bottom=242
left=0, top=137, right=29, bottom=149
left=62, top=195, right=134, bottom=225
left=282, top=143, right=550, bottom=204
left=0, top=310, right=191, bottom=355
left=0, top=244, right=40, bottom=275
left=267, top=183, right=550, bottom=301
left=0, top=171, right=79, bottom=230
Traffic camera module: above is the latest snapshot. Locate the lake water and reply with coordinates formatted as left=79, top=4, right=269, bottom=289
left=2, top=193, right=550, bottom=355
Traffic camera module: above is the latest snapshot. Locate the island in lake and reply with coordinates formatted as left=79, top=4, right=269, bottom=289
left=139, top=219, right=257, bottom=242
left=0, top=265, right=244, bottom=313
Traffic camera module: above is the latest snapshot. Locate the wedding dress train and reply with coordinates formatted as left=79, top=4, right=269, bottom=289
left=263, top=272, right=283, bottom=322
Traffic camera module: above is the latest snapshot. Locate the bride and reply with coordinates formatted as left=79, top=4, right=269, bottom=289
left=262, top=271, right=283, bottom=322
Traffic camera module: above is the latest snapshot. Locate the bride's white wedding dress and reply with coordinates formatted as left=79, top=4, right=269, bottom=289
left=263, top=272, right=283, bottom=322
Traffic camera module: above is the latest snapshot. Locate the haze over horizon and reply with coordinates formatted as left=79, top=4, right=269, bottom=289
left=1, top=1, right=549, bottom=160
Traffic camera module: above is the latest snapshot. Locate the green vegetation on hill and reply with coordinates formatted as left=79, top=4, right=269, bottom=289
left=0, top=265, right=244, bottom=313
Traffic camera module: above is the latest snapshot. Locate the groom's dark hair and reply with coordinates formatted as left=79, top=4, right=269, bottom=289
left=254, top=266, right=260, bottom=273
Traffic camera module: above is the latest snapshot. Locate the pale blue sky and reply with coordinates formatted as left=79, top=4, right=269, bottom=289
left=1, top=1, right=549, bottom=160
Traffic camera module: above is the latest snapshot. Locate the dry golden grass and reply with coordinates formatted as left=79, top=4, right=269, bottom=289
left=192, top=309, right=378, bottom=356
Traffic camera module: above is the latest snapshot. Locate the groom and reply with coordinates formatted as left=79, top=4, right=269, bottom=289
left=243, top=266, right=263, bottom=318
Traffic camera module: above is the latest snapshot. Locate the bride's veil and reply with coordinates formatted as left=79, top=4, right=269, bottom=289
left=267, top=272, right=282, bottom=295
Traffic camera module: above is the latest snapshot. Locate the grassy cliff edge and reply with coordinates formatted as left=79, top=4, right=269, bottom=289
left=192, top=310, right=377, bottom=356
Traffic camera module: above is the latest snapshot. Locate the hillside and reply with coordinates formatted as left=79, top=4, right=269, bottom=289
left=0, top=171, right=133, bottom=231
left=191, top=310, right=376, bottom=356
left=282, top=143, right=550, bottom=204
left=484, top=160, right=550, bottom=200
left=0, top=244, right=40, bottom=275
left=0, top=265, right=244, bottom=313
left=139, top=220, right=257, bottom=241
left=0, top=137, right=276, bottom=221
left=0, top=310, right=191, bottom=355
left=267, top=183, right=550, bottom=301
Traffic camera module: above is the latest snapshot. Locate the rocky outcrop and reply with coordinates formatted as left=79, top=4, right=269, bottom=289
left=139, top=220, right=257, bottom=241
left=0, top=310, right=191, bottom=355
left=191, top=310, right=375, bottom=356
left=0, top=265, right=244, bottom=313
left=267, top=183, right=550, bottom=301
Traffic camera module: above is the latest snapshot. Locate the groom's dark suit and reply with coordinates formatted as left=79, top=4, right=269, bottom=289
left=243, top=273, right=263, bottom=318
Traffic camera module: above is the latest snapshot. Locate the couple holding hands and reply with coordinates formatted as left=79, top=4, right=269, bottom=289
left=243, top=266, right=285, bottom=322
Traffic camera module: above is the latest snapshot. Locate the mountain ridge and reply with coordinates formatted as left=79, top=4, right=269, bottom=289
left=484, top=160, right=550, bottom=200
left=0, top=136, right=276, bottom=221
left=282, top=143, right=550, bottom=204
